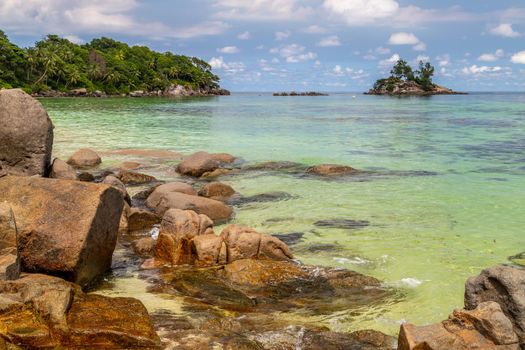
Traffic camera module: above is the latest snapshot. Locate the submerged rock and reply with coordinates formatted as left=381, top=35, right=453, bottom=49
left=67, top=148, right=101, bottom=168
left=0, top=273, right=161, bottom=348
left=307, top=164, right=358, bottom=176
left=465, top=265, right=525, bottom=346
left=399, top=302, right=519, bottom=350
left=150, top=259, right=392, bottom=315
left=314, top=219, right=370, bottom=230
left=0, top=176, right=123, bottom=287
left=272, top=232, right=304, bottom=246
left=0, top=89, right=54, bottom=177
left=49, top=158, right=77, bottom=180
left=229, top=191, right=295, bottom=206
left=128, top=208, right=161, bottom=232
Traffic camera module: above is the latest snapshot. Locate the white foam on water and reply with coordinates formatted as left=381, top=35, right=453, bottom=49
left=150, top=225, right=160, bottom=240
left=333, top=257, right=370, bottom=265
left=401, top=278, right=423, bottom=287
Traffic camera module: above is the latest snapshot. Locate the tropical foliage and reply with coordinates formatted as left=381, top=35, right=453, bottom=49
left=373, top=59, right=436, bottom=92
left=0, top=31, right=220, bottom=94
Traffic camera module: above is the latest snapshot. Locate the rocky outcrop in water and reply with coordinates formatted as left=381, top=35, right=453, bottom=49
left=0, top=176, right=123, bottom=287
left=366, top=80, right=465, bottom=96
left=0, top=89, right=54, bottom=177
left=49, top=158, right=78, bottom=180
left=273, top=91, right=328, bottom=96
left=176, top=151, right=236, bottom=177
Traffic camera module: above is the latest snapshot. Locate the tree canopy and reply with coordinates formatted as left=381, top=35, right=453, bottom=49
left=0, top=31, right=221, bottom=94
left=374, top=59, right=436, bottom=92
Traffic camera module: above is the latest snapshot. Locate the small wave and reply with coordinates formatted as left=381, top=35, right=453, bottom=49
left=400, top=278, right=423, bottom=288
left=333, top=257, right=370, bottom=265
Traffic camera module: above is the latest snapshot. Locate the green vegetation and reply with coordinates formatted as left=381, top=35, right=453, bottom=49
left=0, top=31, right=220, bottom=94
left=373, top=59, right=436, bottom=92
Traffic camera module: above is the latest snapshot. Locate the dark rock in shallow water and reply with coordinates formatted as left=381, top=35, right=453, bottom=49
left=229, top=191, right=296, bottom=206
left=315, top=219, right=370, bottom=230
left=272, top=232, right=304, bottom=246
left=306, top=243, right=342, bottom=253
left=508, top=252, right=525, bottom=266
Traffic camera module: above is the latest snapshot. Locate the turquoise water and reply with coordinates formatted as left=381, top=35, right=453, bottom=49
left=41, top=93, right=525, bottom=335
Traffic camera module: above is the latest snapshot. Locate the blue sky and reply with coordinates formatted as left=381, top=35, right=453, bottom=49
left=2, top=0, right=525, bottom=91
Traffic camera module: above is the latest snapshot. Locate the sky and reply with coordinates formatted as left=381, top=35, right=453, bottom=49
left=1, top=0, right=525, bottom=92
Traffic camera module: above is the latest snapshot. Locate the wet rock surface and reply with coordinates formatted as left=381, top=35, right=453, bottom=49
left=176, top=151, right=236, bottom=177
left=0, top=273, right=161, bottom=349
left=49, top=158, right=77, bottom=180
left=116, top=169, right=157, bottom=185
left=0, top=89, right=54, bottom=177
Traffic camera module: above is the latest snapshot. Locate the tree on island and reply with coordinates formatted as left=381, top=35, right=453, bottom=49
left=373, top=58, right=436, bottom=92
left=0, top=30, right=221, bottom=94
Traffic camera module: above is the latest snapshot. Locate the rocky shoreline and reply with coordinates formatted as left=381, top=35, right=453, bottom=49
left=1, top=87, right=524, bottom=349
left=29, top=84, right=231, bottom=98
left=365, top=80, right=466, bottom=96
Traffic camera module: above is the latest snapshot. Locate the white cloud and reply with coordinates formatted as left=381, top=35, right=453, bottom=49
left=0, top=0, right=228, bottom=39
left=437, top=54, right=450, bottom=67
left=415, top=55, right=430, bottom=63
left=237, top=31, right=251, bottom=40
left=209, top=56, right=246, bottom=74
left=303, top=25, right=328, bottom=34
left=332, top=65, right=368, bottom=79
left=462, top=65, right=503, bottom=75
left=64, top=35, right=84, bottom=44
left=388, top=32, right=420, bottom=45
left=217, top=46, right=240, bottom=54
left=214, top=0, right=312, bottom=21
left=379, top=53, right=400, bottom=67
left=375, top=46, right=391, bottom=55
left=317, top=35, right=341, bottom=47
left=413, top=42, right=426, bottom=51
left=323, top=0, right=472, bottom=26
left=275, top=31, right=291, bottom=41
left=489, top=24, right=520, bottom=38
left=511, top=51, right=525, bottom=64
left=478, top=49, right=504, bottom=62
left=270, top=44, right=317, bottom=63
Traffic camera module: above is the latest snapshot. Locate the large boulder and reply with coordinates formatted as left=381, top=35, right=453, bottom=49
left=0, top=89, right=54, bottom=176
left=398, top=302, right=519, bottom=350
left=465, top=265, right=525, bottom=345
left=0, top=273, right=161, bottom=348
left=198, top=181, right=235, bottom=201
left=147, top=191, right=233, bottom=223
left=155, top=209, right=214, bottom=265
left=176, top=151, right=236, bottom=177
left=128, top=208, right=161, bottom=232
left=220, top=225, right=293, bottom=263
left=67, top=148, right=101, bottom=168
left=49, top=158, right=78, bottom=180
left=0, top=176, right=123, bottom=287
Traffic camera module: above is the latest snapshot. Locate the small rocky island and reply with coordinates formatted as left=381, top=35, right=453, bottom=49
left=273, top=91, right=328, bottom=96
left=366, top=59, right=465, bottom=96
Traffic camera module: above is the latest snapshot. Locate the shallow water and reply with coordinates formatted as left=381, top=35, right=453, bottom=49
left=42, top=92, right=525, bottom=335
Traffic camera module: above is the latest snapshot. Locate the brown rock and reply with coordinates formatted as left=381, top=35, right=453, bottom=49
left=0, top=89, right=54, bottom=177
left=220, top=225, right=293, bottom=263
left=222, top=259, right=308, bottom=287
left=78, top=171, right=95, bottom=182
left=155, top=209, right=214, bottom=265
left=128, top=208, right=160, bottom=232
left=0, top=176, right=123, bottom=287
left=116, top=170, right=156, bottom=185
left=212, top=153, right=236, bottom=164
left=0, top=273, right=161, bottom=348
left=132, top=237, right=156, bottom=257
left=176, top=151, right=221, bottom=177
left=398, top=302, right=519, bottom=350
left=0, top=202, right=17, bottom=248
left=146, top=182, right=197, bottom=209
left=102, top=175, right=131, bottom=204
left=221, top=225, right=262, bottom=262
left=148, top=191, right=233, bottom=223
left=307, top=164, right=357, bottom=176
left=200, top=168, right=233, bottom=178
left=67, top=148, right=101, bottom=168
left=193, top=234, right=227, bottom=266
left=465, top=265, right=525, bottom=345
left=0, top=247, right=20, bottom=280
left=117, top=161, right=141, bottom=171
left=119, top=202, right=131, bottom=235
left=198, top=181, right=235, bottom=201
left=49, top=158, right=77, bottom=180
